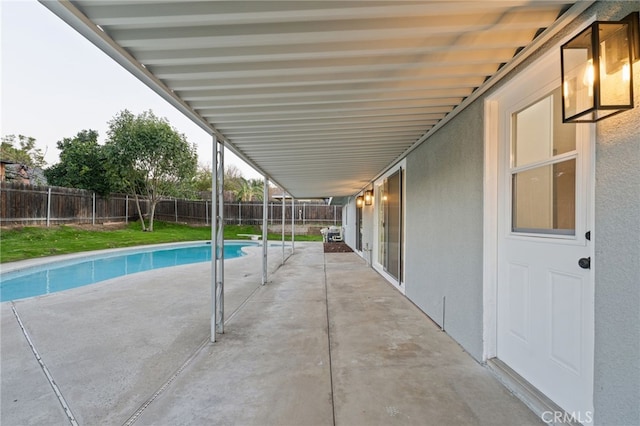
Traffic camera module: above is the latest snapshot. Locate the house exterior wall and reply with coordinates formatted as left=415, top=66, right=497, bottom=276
left=594, top=77, right=640, bottom=426
left=343, top=196, right=375, bottom=259
left=591, top=6, right=640, bottom=425
left=344, top=2, right=638, bottom=423
left=343, top=200, right=356, bottom=249
left=404, top=101, right=485, bottom=361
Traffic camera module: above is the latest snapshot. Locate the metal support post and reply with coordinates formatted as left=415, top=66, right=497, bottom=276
left=291, top=197, right=295, bottom=252
left=210, top=136, right=225, bottom=342
left=175, top=198, right=178, bottom=222
left=46, top=187, right=52, bottom=227
left=215, top=141, right=224, bottom=334
left=282, top=190, right=285, bottom=265
left=210, top=136, right=217, bottom=342
left=262, top=177, right=269, bottom=285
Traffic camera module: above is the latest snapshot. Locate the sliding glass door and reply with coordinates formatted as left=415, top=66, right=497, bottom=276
left=384, top=169, right=402, bottom=281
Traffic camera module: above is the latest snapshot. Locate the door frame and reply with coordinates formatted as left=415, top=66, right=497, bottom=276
left=373, top=159, right=406, bottom=293
left=483, top=29, right=596, bottom=367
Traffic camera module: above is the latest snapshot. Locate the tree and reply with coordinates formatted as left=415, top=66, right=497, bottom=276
left=104, top=110, right=198, bottom=231
left=193, top=164, right=248, bottom=199
left=193, top=164, right=213, bottom=192
left=236, top=178, right=264, bottom=202
left=1, top=135, right=47, bottom=184
left=224, top=164, right=244, bottom=193
left=44, top=130, right=115, bottom=195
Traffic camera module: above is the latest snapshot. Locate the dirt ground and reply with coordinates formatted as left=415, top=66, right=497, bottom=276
left=323, top=242, right=353, bottom=253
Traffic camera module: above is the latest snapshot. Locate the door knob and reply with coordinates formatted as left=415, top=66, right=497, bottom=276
left=578, top=257, right=591, bottom=269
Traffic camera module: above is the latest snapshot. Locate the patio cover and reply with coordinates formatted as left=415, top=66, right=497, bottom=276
left=40, top=1, right=592, bottom=199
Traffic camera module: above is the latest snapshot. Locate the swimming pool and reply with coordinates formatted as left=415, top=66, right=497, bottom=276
left=0, top=242, right=257, bottom=302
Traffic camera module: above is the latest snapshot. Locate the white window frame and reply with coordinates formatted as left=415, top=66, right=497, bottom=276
left=372, top=159, right=406, bottom=294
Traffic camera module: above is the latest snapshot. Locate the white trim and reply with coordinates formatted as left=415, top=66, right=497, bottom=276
left=483, top=21, right=596, bottom=417
left=483, top=98, right=499, bottom=360
left=483, top=13, right=598, bottom=363
left=372, top=158, right=406, bottom=294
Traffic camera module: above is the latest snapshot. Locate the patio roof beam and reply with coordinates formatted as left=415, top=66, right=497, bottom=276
left=213, top=114, right=444, bottom=125
left=84, top=2, right=565, bottom=28
left=136, top=42, right=533, bottom=67
left=221, top=124, right=432, bottom=137
left=165, top=64, right=495, bottom=92
left=209, top=111, right=448, bottom=125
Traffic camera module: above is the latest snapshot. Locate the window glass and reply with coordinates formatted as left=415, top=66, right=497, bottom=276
left=512, top=159, right=576, bottom=234
left=512, top=88, right=576, bottom=167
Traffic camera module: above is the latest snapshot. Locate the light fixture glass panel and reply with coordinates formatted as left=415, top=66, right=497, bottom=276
left=598, top=22, right=632, bottom=106
left=562, top=27, right=594, bottom=121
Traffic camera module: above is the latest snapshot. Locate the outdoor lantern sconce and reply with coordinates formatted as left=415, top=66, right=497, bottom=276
left=364, top=190, right=373, bottom=206
left=561, top=12, right=639, bottom=123
left=356, top=195, right=364, bottom=208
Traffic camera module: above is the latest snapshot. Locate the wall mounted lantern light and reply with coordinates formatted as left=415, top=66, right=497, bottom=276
left=561, top=12, right=639, bottom=123
left=356, top=195, right=364, bottom=208
left=364, top=190, right=373, bottom=206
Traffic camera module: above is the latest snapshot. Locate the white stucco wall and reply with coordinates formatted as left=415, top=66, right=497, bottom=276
left=404, top=101, right=485, bottom=361
left=591, top=5, right=640, bottom=425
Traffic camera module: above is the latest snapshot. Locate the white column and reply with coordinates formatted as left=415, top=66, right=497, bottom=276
left=210, top=136, right=225, bottom=341
left=291, top=197, right=295, bottom=252
left=262, top=177, right=269, bottom=285
left=211, top=135, right=217, bottom=342
left=282, top=190, right=285, bottom=264
left=215, top=140, right=225, bottom=334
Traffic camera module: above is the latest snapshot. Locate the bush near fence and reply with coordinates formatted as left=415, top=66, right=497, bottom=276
left=1, top=182, right=342, bottom=229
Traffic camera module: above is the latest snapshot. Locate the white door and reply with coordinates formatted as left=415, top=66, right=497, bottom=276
left=496, top=53, right=594, bottom=419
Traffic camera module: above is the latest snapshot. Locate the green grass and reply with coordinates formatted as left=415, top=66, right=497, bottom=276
left=0, top=221, right=322, bottom=263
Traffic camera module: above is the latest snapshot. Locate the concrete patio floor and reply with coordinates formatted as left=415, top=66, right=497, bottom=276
left=1, top=242, right=543, bottom=425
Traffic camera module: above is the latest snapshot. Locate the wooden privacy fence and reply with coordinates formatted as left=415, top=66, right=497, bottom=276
left=1, top=182, right=342, bottom=227
left=155, top=200, right=342, bottom=226
left=0, top=182, right=140, bottom=226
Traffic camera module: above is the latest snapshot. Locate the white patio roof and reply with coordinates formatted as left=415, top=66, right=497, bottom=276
left=41, top=1, right=591, bottom=198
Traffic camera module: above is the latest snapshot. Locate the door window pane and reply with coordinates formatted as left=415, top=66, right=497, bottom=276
left=512, top=88, right=576, bottom=167
left=512, top=159, right=576, bottom=234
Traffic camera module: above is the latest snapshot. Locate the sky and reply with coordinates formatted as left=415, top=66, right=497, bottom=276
left=0, top=0, right=262, bottom=179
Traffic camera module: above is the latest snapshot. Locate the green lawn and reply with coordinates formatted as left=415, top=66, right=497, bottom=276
left=0, top=222, right=322, bottom=263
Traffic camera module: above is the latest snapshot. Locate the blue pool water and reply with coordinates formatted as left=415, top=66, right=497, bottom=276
left=0, top=242, right=256, bottom=302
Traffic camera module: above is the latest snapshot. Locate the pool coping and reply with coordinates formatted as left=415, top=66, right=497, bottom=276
left=0, top=240, right=262, bottom=275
